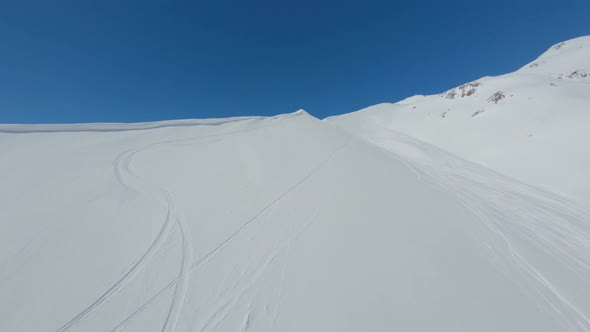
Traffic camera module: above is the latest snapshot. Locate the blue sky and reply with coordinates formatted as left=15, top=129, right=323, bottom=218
left=0, top=0, right=588, bottom=123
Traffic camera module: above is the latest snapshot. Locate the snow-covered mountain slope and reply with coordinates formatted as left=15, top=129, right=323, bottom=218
left=328, top=36, right=590, bottom=204
left=2, top=110, right=590, bottom=331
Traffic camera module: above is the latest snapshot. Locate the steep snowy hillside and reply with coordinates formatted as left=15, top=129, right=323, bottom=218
left=328, top=36, right=590, bottom=204
left=2, top=110, right=590, bottom=331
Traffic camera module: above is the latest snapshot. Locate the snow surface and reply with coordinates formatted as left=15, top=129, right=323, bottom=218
left=328, top=36, right=590, bottom=204
left=1, top=37, right=590, bottom=332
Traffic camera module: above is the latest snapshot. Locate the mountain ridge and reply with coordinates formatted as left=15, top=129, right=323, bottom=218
left=328, top=35, right=590, bottom=204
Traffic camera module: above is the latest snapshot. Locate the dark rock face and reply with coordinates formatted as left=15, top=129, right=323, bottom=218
left=441, top=82, right=482, bottom=99
left=488, top=91, right=505, bottom=104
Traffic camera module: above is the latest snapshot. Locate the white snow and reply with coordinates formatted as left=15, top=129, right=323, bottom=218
left=328, top=36, right=590, bottom=204
left=1, top=37, right=590, bottom=332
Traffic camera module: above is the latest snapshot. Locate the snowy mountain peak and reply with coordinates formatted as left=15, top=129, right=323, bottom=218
left=293, top=108, right=310, bottom=116
left=519, top=35, right=590, bottom=76
left=418, top=36, right=590, bottom=104
left=543, top=36, right=590, bottom=58
left=328, top=35, right=590, bottom=203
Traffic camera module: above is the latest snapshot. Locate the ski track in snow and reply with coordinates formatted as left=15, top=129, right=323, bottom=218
left=268, top=207, right=321, bottom=331
left=110, top=138, right=345, bottom=331
left=198, top=208, right=321, bottom=332
left=56, top=115, right=294, bottom=332
left=363, top=128, right=590, bottom=332
left=191, top=141, right=348, bottom=270
left=55, top=149, right=178, bottom=332
left=56, top=141, right=187, bottom=332
left=39, top=107, right=590, bottom=331
left=161, top=203, right=194, bottom=332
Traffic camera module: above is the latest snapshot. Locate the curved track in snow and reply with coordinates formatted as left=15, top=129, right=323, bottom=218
left=10, top=109, right=590, bottom=331
left=111, top=139, right=350, bottom=332
left=56, top=114, right=296, bottom=332
left=353, top=127, right=590, bottom=332
left=56, top=142, right=192, bottom=332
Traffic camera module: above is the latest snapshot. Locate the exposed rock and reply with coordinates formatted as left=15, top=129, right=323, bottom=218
left=558, top=70, right=589, bottom=80
left=443, top=91, right=457, bottom=99
left=441, top=81, right=482, bottom=99
left=488, top=91, right=505, bottom=104
left=552, top=42, right=566, bottom=50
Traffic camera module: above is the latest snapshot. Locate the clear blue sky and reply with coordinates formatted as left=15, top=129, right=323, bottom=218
left=0, top=0, right=588, bottom=123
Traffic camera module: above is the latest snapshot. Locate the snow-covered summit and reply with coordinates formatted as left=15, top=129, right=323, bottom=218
left=328, top=36, right=590, bottom=203
left=520, top=36, right=590, bottom=76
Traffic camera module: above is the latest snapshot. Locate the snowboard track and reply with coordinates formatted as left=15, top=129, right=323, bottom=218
left=56, top=115, right=294, bottom=332
left=366, top=127, right=590, bottom=331
left=111, top=139, right=348, bottom=331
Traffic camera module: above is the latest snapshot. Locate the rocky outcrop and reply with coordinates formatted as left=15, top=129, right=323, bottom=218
left=440, top=82, right=482, bottom=99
